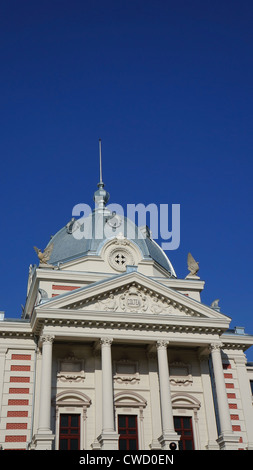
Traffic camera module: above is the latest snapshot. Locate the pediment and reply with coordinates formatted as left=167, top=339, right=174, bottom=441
left=38, top=272, right=231, bottom=324
left=72, top=284, right=203, bottom=317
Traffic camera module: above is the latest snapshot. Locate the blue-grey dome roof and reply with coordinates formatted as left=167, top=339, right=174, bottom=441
left=46, top=210, right=176, bottom=277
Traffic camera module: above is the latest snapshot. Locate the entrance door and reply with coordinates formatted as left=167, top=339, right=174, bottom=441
left=173, top=416, right=195, bottom=450
left=118, top=415, right=139, bottom=450
left=59, top=414, right=80, bottom=450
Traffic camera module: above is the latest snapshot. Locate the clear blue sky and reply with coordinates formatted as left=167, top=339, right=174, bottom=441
left=0, top=1, right=253, bottom=357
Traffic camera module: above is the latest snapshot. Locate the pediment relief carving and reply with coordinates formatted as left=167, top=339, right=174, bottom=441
left=72, top=283, right=204, bottom=317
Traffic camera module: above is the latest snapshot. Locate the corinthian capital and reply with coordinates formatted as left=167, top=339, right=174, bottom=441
left=156, top=340, right=169, bottom=350
left=40, top=334, right=55, bottom=344
left=209, top=342, right=223, bottom=352
left=100, top=336, right=113, bottom=347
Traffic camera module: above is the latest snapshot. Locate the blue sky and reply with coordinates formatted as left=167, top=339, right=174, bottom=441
left=0, top=1, right=253, bottom=357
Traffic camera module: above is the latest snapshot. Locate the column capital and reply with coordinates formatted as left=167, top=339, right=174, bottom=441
left=40, top=334, right=55, bottom=344
left=156, top=340, right=169, bottom=350
left=100, top=336, right=113, bottom=347
left=209, top=342, right=223, bottom=352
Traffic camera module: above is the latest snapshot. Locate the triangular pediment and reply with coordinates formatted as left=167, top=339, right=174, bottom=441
left=37, top=272, right=231, bottom=325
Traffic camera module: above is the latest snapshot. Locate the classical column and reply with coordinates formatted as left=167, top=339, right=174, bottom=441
left=210, top=343, right=239, bottom=450
left=156, top=340, right=180, bottom=449
left=97, top=337, right=119, bottom=450
left=147, top=349, right=162, bottom=449
left=33, top=334, right=55, bottom=450
left=199, top=353, right=219, bottom=449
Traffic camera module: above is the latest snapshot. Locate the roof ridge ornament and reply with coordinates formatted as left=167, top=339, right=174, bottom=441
left=93, top=139, right=110, bottom=211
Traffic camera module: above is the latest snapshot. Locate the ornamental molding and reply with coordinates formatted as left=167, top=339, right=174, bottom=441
left=102, top=235, right=142, bottom=273
left=169, top=361, right=193, bottom=386
left=113, top=359, right=140, bottom=385
left=57, top=354, right=85, bottom=383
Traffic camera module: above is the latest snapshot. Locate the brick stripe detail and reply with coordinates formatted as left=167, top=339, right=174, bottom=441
left=11, top=354, right=31, bottom=361
left=9, top=388, right=29, bottom=394
left=10, top=376, right=30, bottom=383
left=52, top=285, right=80, bottom=291
left=225, top=383, right=234, bottom=389
left=8, top=399, right=29, bottom=406
left=7, top=411, right=28, bottom=417
left=232, top=425, right=241, bottom=431
left=224, top=373, right=233, bottom=379
left=227, top=393, right=236, bottom=399
left=229, top=403, right=238, bottom=409
left=6, top=423, right=27, bottom=430
left=5, top=435, right=26, bottom=442
left=11, top=365, right=30, bottom=371
left=230, top=414, right=239, bottom=420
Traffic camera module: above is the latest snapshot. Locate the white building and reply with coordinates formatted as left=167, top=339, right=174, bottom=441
left=1, top=176, right=253, bottom=451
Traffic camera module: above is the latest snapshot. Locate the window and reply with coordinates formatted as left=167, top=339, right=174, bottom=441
left=59, top=414, right=80, bottom=450
left=250, top=380, right=253, bottom=395
left=118, top=415, right=138, bottom=450
left=173, top=416, right=194, bottom=450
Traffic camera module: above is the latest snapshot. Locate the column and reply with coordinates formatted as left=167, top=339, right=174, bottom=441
left=199, top=353, right=219, bottom=449
left=97, top=337, right=119, bottom=450
left=147, top=349, right=163, bottom=449
left=33, top=334, right=55, bottom=450
left=156, top=340, right=180, bottom=450
left=210, top=343, right=239, bottom=450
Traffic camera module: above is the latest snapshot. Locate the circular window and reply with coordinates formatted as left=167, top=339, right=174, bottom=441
left=108, top=248, right=134, bottom=272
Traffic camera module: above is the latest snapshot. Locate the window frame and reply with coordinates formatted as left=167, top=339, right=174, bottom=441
left=118, top=414, right=139, bottom=450
left=59, top=413, right=80, bottom=450
left=173, top=416, right=195, bottom=450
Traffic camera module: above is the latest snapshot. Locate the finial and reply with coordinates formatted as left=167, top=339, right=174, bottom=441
left=93, top=138, right=110, bottom=210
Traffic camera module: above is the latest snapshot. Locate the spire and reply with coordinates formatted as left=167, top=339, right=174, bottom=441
left=93, top=139, right=110, bottom=211
left=99, top=138, right=103, bottom=185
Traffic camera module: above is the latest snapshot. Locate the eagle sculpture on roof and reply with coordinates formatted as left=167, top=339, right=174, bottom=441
left=34, top=244, right=54, bottom=265
left=187, top=252, right=199, bottom=276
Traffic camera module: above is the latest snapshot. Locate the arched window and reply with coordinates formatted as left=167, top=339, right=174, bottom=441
left=53, top=391, right=91, bottom=450
left=171, top=393, right=201, bottom=450
left=114, top=391, right=147, bottom=450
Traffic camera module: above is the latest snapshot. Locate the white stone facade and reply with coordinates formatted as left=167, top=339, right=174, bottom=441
left=1, top=211, right=253, bottom=451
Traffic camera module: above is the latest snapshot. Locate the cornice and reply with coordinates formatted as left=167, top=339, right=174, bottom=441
left=0, top=320, right=34, bottom=339
left=221, top=332, right=253, bottom=351
left=32, top=306, right=229, bottom=339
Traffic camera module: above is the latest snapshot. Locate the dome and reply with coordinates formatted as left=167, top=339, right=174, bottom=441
left=46, top=209, right=176, bottom=277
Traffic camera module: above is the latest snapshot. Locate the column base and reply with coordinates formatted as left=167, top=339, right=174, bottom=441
left=97, top=431, right=119, bottom=450
left=30, top=431, right=55, bottom=450
left=205, top=440, right=220, bottom=450
left=149, top=439, right=163, bottom=449
left=158, top=431, right=181, bottom=450
left=217, top=432, right=240, bottom=450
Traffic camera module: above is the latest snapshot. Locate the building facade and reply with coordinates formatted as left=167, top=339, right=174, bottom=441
left=1, top=181, right=253, bottom=451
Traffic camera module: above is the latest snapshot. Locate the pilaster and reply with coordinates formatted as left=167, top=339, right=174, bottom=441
left=210, top=343, right=239, bottom=450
